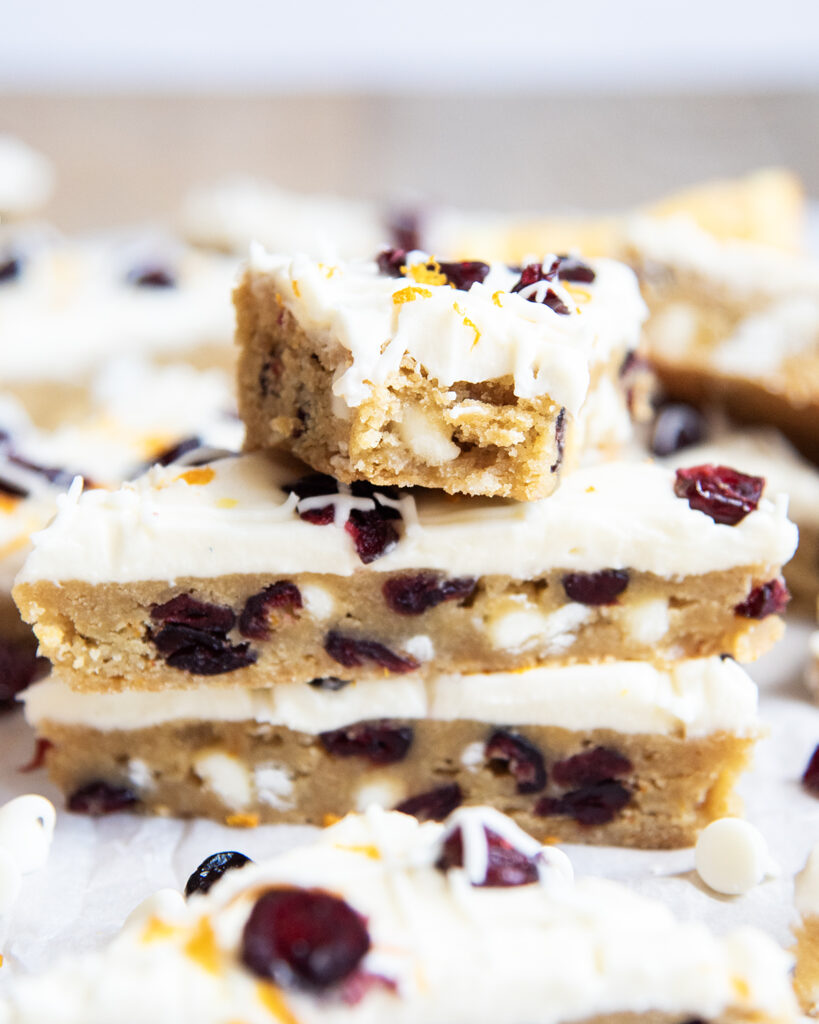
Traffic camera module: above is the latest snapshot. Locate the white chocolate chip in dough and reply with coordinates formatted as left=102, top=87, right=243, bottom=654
left=461, top=741, right=486, bottom=770
left=301, top=584, right=335, bottom=621
left=623, top=598, right=670, bottom=646
left=0, top=794, right=57, bottom=873
left=254, top=764, right=295, bottom=810
left=487, top=599, right=592, bottom=653
left=193, top=750, right=252, bottom=809
left=695, top=818, right=776, bottom=896
left=355, top=777, right=407, bottom=812
left=397, top=405, right=459, bottom=465
left=403, top=634, right=435, bottom=663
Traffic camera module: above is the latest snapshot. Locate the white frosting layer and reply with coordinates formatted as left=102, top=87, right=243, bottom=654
left=0, top=135, right=54, bottom=216
left=795, top=842, right=819, bottom=917
left=0, top=235, right=238, bottom=382
left=247, top=248, right=646, bottom=412
left=0, top=808, right=798, bottom=1024
left=23, top=657, right=759, bottom=739
left=627, top=215, right=819, bottom=299
left=15, top=451, right=797, bottom=586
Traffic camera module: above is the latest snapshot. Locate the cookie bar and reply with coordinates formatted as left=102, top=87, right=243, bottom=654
left=13, top=452, right=797, bottom=691
left=0, top=371, right=243, bottom=689
left=236, top=248, right=647, bottom=500
left=0, top=806, right=799, bottom=1024
left=24, top=655, right=759, bottom=848
left=656, top=419, right=819, bottom=609
left=182, top=168, right=804, bottom=261
left=624, top=216, right=819, bottom=462
left=794, top=842, right=819, bottom=1014
left=0, top=233, right=238, bottom=430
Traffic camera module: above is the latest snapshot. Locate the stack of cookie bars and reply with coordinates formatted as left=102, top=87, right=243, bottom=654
left=13, top=246, right=798, bottom=848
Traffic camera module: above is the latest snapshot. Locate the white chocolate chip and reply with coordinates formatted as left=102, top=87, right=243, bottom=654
left=254, top=764, right=295, bottom=810
left=397, top=405, right=459, bottom=465
left=0, top=846, right=22, bottom=913
left=127, top=758, right=154, bottom=790
left=301, top=584, right=335, bottom=621
left=0, top=794, right=56, bottom=873
left=623, top=598, right=670, bottom=646
left=486, top=599, right=592, bottom=652
left=355, top=778, right=407, bottom=812
left=123, top=887, right=186, bottom=931
left=695, top=818, right=774, bottom=896
left=460, top=741, right=486, bottom=770
left=193, top=750, right=252, bottom=809
left=403, top=634, right=435, bottom=663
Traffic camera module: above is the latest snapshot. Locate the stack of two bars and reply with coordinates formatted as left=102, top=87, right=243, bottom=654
left=13, top=248, right=797, bottom=848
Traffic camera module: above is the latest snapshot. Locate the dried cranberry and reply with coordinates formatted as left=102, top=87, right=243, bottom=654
left=550, top=407, right=566, bottom=473
left=319, top=720, right=413, bottom=765
left=308, top=676, right=352, bottom=691
left=154, top=628, right=257, bottom=675
left=382, top=572, right=476, bottom=615
left=395, top=783, right=462, bottom=821
left=149, top=595, right=255, bottom=676
left=349, top=480, right=400, bottom=501
left=388, top=209, right=422, bottom=253
left=241, top=887, right=370, bottom=991
left=68, top=781, right=139, bottom=815
left=345, top=507, right=400, bottom=563
left=438, top=261, right=490, bottom=291
left=803, top=745, right=819, bottom=796
left=8, top=453, right=77, bottom=489
left=674, top=464, right=764, bottom=525
left=557, top=256, right=596, bottom=283
left=437, top=826, right=540, bottom=886
left=283, top=473, right=339, bottom=500
left=734, top=578, right=790, bottom=619
left=324, top=632, right=418, bottom=674
left=562, top=569, right=629, bottom=605
left=148, top=436, right=202, bottom=467
left=239, top=582, right=302, bottom=640
left=0, top=641, right=48, bottom=712
left=185, top=850, right=252, bottom=897
left=650, top=403, right=707, bottom=456
left=151, top=594, right=235, bottom=633
left=535, top=780, right=631, bottom=826
left=510, top=261, right=559, bottom=292
left=0, top=254, right=22, bottom=283
left=485, top=730, right=546, bottom=794
left=542, top=289, right=571, bottom=315
left=376, top=248, right=407, bottom=277
left=19, top=738, right=53, bottom=773
left=0, top=476, right=27, bottom=498
left=552, top=747, right=632, bottom=788
left=127, top=264, right=176, bottom=288
left=339, top=971, right=397, bottom=1006
left=301, top=505, right=335, bottom=525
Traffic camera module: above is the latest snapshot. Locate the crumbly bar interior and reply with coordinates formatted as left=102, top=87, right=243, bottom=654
left=236, top=279, right=629, bottom=500
left=39, top=717, right=754, bottom=850
left=15, top=566, right=785, bottom=691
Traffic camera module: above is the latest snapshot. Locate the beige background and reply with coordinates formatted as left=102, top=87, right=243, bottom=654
left=2, top=92, right=817, bottom=231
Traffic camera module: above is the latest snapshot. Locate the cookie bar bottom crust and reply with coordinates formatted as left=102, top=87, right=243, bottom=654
left=16, top=566, right=785, bottom=691
left=794, top=918, right=819, bottom=1015
left=236, top=281, right=624, bottom=501
left=39, top=718, right=755, bottom=849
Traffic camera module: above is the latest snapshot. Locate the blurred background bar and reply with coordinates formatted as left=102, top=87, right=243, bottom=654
left=2, top=0, right=818, bottom=229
